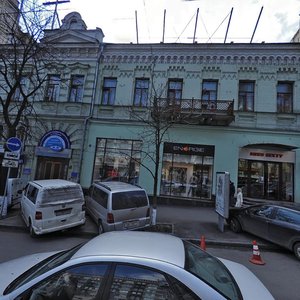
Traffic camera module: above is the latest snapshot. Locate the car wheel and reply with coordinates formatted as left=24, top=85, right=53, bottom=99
left=29, top=220, right=37, bottom=238
left=230, top=218, right=242, bottom=233
left=98, top=221, right=104, bottom=235
left=293, top=242, right=300, bottom=260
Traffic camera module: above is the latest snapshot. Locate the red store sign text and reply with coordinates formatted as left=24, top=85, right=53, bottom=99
left=250, top=152, right=283, bottom=158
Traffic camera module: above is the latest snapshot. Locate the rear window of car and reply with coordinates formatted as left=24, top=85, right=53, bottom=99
left=112, top=190, right=149, bottom=210
left=40, top=185, right=83, bottom=205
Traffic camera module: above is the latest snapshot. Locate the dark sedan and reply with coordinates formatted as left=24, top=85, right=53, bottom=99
left=226, top=203, right=300, bottom=259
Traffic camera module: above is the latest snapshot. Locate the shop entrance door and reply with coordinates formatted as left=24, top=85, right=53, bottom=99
left=249, top=161, right=280, bottom=200
left=266, top=162, right=280, bottom=200
left=35, top=157, right=68, bottom=180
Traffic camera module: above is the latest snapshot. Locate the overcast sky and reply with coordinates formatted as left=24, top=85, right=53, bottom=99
left=55, top=0, right=300, bottom=43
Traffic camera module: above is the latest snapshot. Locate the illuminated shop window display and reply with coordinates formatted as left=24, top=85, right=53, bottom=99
left=93, top=138, right=142, bottom=185
left=160, top=143, right=215, bottom=200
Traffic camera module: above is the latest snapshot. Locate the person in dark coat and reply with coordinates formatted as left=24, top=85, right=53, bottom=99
left=229, top=181, right=236, bottom=207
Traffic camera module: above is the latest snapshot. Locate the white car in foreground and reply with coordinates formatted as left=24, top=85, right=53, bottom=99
left=0, top=231, right=274, bottom=300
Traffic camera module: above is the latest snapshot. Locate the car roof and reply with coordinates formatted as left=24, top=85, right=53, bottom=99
left=93, top=181, right=144, bottom=192
left=29, top=179, right=80, bottom=189
left=72, top=231, right=185, bottom=267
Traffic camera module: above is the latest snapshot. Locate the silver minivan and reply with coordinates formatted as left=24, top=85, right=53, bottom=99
left=21, top=179, right=86, bottom=237
left=86, top=181, right=151, bottom=234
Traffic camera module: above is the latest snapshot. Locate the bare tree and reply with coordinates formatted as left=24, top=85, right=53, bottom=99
left=0, top=0, right=57, bottom=194
left=0, top=0, right=54, bottom=140
left=127, top=59, right=190, bottom=215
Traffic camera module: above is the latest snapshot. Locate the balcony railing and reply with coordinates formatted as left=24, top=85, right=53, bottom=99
left=157, top=98, right=235, bottom=126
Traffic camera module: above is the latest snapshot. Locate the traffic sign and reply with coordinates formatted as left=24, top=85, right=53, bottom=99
left=6, top=137, right=22, bottom=152
left=2, top=159, right=19, bottom=168
left=4, top=151, right=20, bottom=160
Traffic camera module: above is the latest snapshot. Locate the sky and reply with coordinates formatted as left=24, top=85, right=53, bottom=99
left=52, top=0, right=300, bottom=44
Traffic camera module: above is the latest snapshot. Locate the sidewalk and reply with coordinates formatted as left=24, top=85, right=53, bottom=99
left=0, top=204, right=277, bottom=250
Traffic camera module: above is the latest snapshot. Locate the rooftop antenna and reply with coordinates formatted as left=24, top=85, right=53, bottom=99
left=135, top=10, right=139, bottom=43
left=250, top=6, right=263, bottom=43
left=193, top=8, right=199, bottom=43
left=162, top=9, right=166, bottom=43
left=43, top=0, right=70, bottom=29
left=224, top=7, right=233, bottom=43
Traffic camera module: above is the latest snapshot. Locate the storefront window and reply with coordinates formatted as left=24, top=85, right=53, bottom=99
left=282, top=163, right=294, bottom=201
left=160, top=143, right=214, bottom=200
left=238, top=159, right=294, bottom=201
left=93, top=138, right=142, bottom=185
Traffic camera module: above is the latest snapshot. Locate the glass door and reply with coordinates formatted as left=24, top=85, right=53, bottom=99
left=238, top=159, right=294, bottom=201
left=267, top=163, right=280, bottom=200
left=250, top=162, right=264, bottom=198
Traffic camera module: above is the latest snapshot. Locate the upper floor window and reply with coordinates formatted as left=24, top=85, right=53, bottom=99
left=202, top=80, right=218, bottom=101
left=167, top=79, right=183, bottom=101
left=13, top=76, right=27, bottom=101
left=68, top=75, right=84, bottom=102
left=277, top=82, right=293, bottom=113
left=238, top=81, right=255, bottom=111
left=45, top=74, right=60, bottom=102
left=102, top=78, right=117, bottom=105
left=133, top=78, right=149, bottom=107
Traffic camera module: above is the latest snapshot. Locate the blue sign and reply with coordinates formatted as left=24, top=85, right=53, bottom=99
left=6, top=137, right=22, bottom=152
left=40, top=130, right=70, bottom=152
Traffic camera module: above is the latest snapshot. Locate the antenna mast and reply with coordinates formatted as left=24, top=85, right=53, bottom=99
left=224, top=7, right=233, bottom=43
left=250, top=6, right=263, bottom=43
left=193, top=8, right=199, bottom=43
left=43, top=0, right=70, bottom=29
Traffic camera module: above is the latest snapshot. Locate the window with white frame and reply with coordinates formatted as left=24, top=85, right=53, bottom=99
left=133, top=78, right=149, bottom=107
left=277, top=81, right=293, bottom=113
left=68, top=74, right=84, bottom=102
left=167, top=79, right=183, bottom=101
left=201, top=80, right=218, bottom=101
left=101, top=78, right=117, bottom=105
left=45, top=74, right=60, bottom=101
left=238, top=81, right=255, bottom=111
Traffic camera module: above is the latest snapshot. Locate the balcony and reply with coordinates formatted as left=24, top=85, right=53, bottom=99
left=157, top=98, right=235, bottom=126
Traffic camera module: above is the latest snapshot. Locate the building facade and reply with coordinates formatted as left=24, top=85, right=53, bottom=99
left=0, top=0, right=19, bottom=43
left=1, top=12, right=300, bottom=204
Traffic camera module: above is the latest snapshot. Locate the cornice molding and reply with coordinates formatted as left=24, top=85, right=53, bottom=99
left=100, top=53, right=300, bottom=66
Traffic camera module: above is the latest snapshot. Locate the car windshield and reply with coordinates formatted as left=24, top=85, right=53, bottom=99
left=184, top=241, right=242, bottom=300
left=4, top=243, right=83, bottom=295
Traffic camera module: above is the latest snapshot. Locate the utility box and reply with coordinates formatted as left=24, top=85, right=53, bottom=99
left=7, top=178, right=24, bottom=207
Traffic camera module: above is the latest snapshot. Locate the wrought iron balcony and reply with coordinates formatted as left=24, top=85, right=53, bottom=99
left=156, top=98, right=235, bottom=126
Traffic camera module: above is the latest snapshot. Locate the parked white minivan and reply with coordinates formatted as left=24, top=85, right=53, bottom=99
left=86, top=181, right=151, bottom=234
left=21, top=179, right=86, bottom=237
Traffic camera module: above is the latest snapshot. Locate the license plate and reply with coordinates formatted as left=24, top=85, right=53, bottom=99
left=55, top=208, right=72, bottom=216
left=123, top=220, right=140, bottom=229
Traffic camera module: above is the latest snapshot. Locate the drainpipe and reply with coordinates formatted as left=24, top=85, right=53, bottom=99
left=77, top=43, right=104, bottom=184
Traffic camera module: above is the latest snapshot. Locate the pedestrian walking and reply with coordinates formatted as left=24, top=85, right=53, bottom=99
left=235, top=188, right=243, bottom=207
